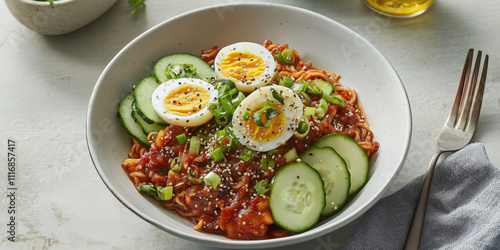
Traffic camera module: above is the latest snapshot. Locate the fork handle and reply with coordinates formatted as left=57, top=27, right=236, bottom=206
left=403, top=149, right=443, bottom=250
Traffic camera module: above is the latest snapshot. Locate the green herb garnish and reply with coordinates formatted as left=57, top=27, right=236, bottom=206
left=35, top=0, right=56, bottom=4
left=129, top=0, right=146, bottom=15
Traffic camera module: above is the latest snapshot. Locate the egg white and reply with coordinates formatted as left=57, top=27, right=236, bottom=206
left=151, top=78, right=218, bottom=127
left=232, top=85, right=304, bottom=152
left=214, top=42, right=276, bottom=93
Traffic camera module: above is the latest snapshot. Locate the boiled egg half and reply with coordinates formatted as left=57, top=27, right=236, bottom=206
left=152, top=78, right=218, bottom=127
left=214, top=42, right=276, bottom=93
left=232, top=85, right=304, bottom=152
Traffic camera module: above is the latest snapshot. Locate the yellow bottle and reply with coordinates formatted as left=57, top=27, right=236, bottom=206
left=364, top=0, right=434, bottom=17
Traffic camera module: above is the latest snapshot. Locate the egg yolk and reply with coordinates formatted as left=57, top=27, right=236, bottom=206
left=162, top=85, right=211, bottom=116
left=246, top=102, right=286, bottom=143
left=220, top=51, right=265, bottom=84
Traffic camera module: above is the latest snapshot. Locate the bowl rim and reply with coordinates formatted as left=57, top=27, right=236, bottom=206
left=12, top=0, right=76, bottom=5
left=87, top=2, right=412, bottom=248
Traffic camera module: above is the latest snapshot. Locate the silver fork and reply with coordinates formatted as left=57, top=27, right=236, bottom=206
left=403, top=49, right=489, bottom=250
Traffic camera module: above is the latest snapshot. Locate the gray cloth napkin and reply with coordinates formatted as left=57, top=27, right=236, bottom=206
left=342, top=143, right=500, bottom=250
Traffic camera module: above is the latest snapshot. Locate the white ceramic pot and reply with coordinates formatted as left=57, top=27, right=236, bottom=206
left=5, top=0, right=117, bottom=35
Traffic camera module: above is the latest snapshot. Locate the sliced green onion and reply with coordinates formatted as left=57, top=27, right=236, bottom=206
left=189, top=136, right=201, bottom=155
left=220, top=93, right=233, bottom=111
left=138, top=183, right=157, bottom=196
left=316, top=109, right=326, bottom=120
left=228, top=87, right=239, bottom=96
left=282, top=49, right=295, bottom=64
left=187, top=168, right=203, bottom=184
left=323, top=94, right=346, bottom=108
left=254, top=100, right=279, bottom=128
left=254, top=109, right=270, bottom=128
left=208, top=102, right=218, bottom=112
left=230, top=136, right=239, bottom=151
left=294, top=116, right=310, bottom=138
left=316, top=98, right=328, bottom=119
left=217, top=79, right=237, bottom=90
left=176, top=134, right=187, bottom=145
left=216, top=127, right=239, bottom=151
left=232, top=91, right=246, bottom=109
left=209, top=102, right=230, bottom=126
left=215, top=130, right=231, bottom=145
left=240, top=147, right=255, bottom=162
left=216, top=127, right=239, bottom=152
left=274, top=49, right=295, bottom=65
left=271, top=89, right=284, bottom=104
left=215, top=131, right=230, bottom=147
left=279, top=76, right=294, bottom=88
left=273, top=53, right=284, bottom=65
left=297, top=117, right=309, bottom=133
left=242, top=109, right=251, bottom=120
left=217, top=94, right=233, bottom=126
left=254, top=180, right=271, bottom=194
left=170, top=157, right=182, bottom=173
left=215, top=113, right=229, bottom=126
left=284, top=147, right=298, bottom=163
left=261, top=157, right=276, bottom=170
left=269, top=158, right=276, bottom=169
left=267, top=149, right=279, bottom=157
left=304, top=107, right=316, bottom=117
left=157, top=186, right=173, bottom=200
left=210, top=79, right=245, bottom=127
left=261, top=157, right=269, bottom=170
left=165, top=63, right=196, bottom=80
left=292, top=80, right=309, bottom=93
left=298, top=92, right=312, bottom=106
left=321, top=93, right=334, bottom=104
left=210, top=147, right=225, bottom=162
left=307, top=85, right=323, bottom=95
left=217, top=129, right=229, bottom=138
left=266, top=109, right=280, bottom=120
left=217, top=84, right=228, bottom=97
left=203, top=172, right=221, bottom=190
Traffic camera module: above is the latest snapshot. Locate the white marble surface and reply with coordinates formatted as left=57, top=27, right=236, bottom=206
left=1, top=0, right=498, bottom=249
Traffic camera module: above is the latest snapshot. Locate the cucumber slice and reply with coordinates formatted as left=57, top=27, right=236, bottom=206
left=117, top=92, right=150, bottom=147
left=312, top=134, right=369, bottom=195
left=131, top=102, right=166, bottom=135
left=269, top=162, right=325, bottom=233
left=134, top=76, right=168, bottom=126
left=311, top=79, right=334, bottom=95
left=300, top=147, right=350, bottom=216
left=153, top=53, right=215, bottom=83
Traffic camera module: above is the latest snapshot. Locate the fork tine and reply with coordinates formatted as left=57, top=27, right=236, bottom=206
left=457, top=50, right=482, bottom=129
left=466, top=53, right=488, bottom=133
left=447, top=49, right=473, bottom=128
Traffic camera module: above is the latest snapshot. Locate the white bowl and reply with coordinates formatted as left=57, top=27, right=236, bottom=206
left=87, top=3, right=412, bottom=249
left=5, top=0, right=116, bottom=35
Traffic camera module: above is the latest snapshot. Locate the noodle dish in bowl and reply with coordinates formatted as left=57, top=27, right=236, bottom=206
left=87, top=3, right=411, bottom=249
